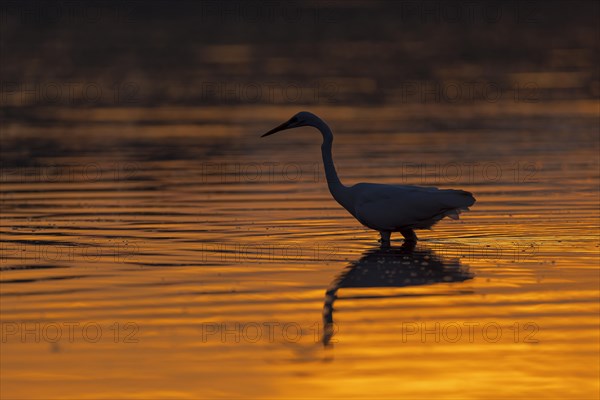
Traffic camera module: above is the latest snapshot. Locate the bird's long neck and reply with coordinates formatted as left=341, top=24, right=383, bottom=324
left=317, top=122, right=347, bottom=201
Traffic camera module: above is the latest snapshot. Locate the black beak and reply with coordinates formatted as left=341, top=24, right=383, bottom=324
left=261, top=121, right=291, bottom=137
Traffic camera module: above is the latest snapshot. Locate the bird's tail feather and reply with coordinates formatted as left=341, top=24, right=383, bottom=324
left=444, top=206, right=471, bottom=220
left=439, top=189, right=475, bottom=220
left=444, top=190, right=476, bottom=208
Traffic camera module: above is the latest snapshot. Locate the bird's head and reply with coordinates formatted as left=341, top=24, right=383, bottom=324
left=261, top=111, right=321, bottom=137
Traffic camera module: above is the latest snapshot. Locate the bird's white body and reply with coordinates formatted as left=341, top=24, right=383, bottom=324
left=337, top=183, right=473, bottom=231
left=262, top=111, right=475, bottom=245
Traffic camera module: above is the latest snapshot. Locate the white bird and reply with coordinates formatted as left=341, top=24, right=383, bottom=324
left=261, top=111, right=476, bottom=246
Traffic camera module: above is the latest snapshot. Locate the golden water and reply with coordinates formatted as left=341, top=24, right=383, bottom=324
left=1, top=103, right=599, bottom=399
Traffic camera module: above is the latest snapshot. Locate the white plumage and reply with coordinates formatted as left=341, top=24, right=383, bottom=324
left=351, top=183, right=473, bottom=229
left=261, top=111, right=476, bottom=245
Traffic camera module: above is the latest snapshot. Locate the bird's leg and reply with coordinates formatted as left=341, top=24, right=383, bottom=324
left=379, top=231, right=391, bottom=247
left=400, top=228, right=418, bottom=243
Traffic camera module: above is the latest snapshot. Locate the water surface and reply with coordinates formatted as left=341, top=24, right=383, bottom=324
left=1, top=102, right=598, bottom=399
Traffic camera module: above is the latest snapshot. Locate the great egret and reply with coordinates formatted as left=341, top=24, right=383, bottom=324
left=261, top=111, right=476, bottom=245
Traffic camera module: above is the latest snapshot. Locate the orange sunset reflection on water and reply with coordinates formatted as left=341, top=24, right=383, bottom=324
left=1, top=100, right=599, bottom=399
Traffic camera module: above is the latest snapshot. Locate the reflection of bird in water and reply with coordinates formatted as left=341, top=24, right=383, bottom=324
left=322, top=242, right=474, bottom=346
left=261, top=112, right=476, bottom=245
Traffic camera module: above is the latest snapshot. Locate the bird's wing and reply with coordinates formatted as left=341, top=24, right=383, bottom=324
left=352, top=184, right=475, bottom=231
